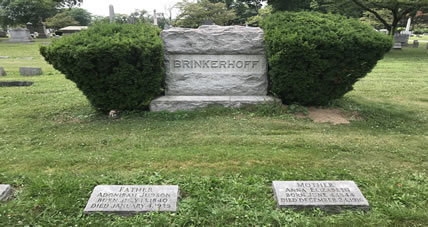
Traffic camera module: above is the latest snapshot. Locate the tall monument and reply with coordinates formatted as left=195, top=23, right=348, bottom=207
left=109, top=5, right=115, bottom=24
left=154, top=10, right=158, bottom=26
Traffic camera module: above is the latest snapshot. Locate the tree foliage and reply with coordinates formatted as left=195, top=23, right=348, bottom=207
left=0, top=0, right=83, bottom=27
left=66, top=8, right=91, bottom=26
left=349, top=0, right=428, bottom=34
left=45, top=12, right=79, bottom=29
left=209, top=0, right=263, bottom=24
left=175, top=0, right=236, bottom=28
left=0, top=0, right=58, bottom=26
left=267, top=0, right=363, bottom=18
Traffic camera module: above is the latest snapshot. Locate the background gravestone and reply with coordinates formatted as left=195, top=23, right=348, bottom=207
left=0, top=184, right=12, bottom=201
left=272, top=181, right=370, bottom=212
left=34, top=24, right=48, bottom=38
left=84, top=185, right=179, bottom=215
left=394, top=34, right=409, bottom=46
left=150, top=25, right=278, bottom=112
left=20, top=67, right=42, bottom=76
left=8, top=28, right=33, bottom=43
left=393, top=43, right=402, bottom=50
left=413, top=40, right=419, bottom=48
left=0, top=67, right=6, bottom=76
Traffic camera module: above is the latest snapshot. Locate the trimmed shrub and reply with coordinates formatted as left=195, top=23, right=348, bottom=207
left=262, top=12, right=392, bottom=105
left=40, top=23, right=163, bottom=112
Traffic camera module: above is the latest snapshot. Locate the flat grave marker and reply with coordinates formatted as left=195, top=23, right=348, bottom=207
left=84, top=185, right=179, bottom=215
left=0, top=184, right=12, bottom=201
left=272, top=181, right=369, bottom=212
left=20, top=67, right=42, bottom=76
left=393, top=43, right=402, bottom=50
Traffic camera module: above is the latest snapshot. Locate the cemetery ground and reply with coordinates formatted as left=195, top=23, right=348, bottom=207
left=0, top=38, right=427, bottom=226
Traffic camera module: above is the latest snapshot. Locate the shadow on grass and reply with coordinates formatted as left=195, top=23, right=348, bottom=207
left=334, top=96, right=427, bottom=135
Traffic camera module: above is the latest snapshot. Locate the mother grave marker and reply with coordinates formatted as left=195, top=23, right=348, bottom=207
left=272, top=181, right=369, bottom=212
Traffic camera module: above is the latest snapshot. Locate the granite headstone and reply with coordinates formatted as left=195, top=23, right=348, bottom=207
left=272, top=181, right=370, bottom=211
left=8, top=28, right=33, bottom=43
left=84, top=185, right=179, bottom=215
left=413, top=40, right=419, bottom=48
left=150, top=25, right=278, bottom=112
left=394, top=34, right=409, bottom=46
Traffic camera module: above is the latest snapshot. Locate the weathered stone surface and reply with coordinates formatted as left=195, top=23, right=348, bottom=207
left=162, top=26, right=268, bottom=96
left=0, top=184, right=12, bottom=202
left=8, top=28, right=33, bottom=43
left=166, top=54, right=267, bottom=96
left=272, top=181, right=370, bottom=212
left=161, top=25, right=265, bottom=55
left=150, top=96, right=279, bottom=112
left=394, top=34, right=409, bottom=45
left=20, top=67, right=42, bottom=76
left=84, top=185, right=179, bottom=215
left=0, top=67, right=6, bottom=76
left=393, top=43, right=402, bottom=50
left=0, top=81, right=33, bottom=87
left=151, top=25, right=276, bottom=112
left=413, top=40, right=419, bottom=48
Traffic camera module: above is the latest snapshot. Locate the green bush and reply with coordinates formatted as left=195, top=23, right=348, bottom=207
left=40, top=23, right=163, bottom=112
left=262, top=12, right=392, bottom=105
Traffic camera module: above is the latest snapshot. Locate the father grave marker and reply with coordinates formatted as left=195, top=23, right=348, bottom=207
left=150, top=25, right=278, bottom=112
left=272, top=181, right=369, bottom=212
left=84, top=185, right=179, bottom=215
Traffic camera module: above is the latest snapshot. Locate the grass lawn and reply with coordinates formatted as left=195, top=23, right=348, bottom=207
left=0, top=38, right=427, bottom=226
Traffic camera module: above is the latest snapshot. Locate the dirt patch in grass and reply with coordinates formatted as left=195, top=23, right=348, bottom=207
left=296, top=107, right=360, bottom=125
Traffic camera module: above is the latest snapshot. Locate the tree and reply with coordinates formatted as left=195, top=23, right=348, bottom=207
left=209, top=0, right=263, bottom=24
left=175, top=0, right=236, bottom=28
left=66, top=8, right=91, bottom=26
left=267, top=0, right=312, bottom=11
left=0, top=0, right=83, bottom=28
left=0, top=0, right=58, bottom=26
left=45, top=12, right=79, bottom=29
left=267, top=0, right=363, bottom=18
left=247, top=5, right=272, bottom=26
left=349, top=0, right=428, bottom=34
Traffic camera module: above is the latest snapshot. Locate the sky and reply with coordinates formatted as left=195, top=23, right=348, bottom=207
left=79, top=0, right=184, bottom=17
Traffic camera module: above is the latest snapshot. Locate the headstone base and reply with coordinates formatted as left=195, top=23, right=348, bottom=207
left=150, top=96, right=280, bottom=112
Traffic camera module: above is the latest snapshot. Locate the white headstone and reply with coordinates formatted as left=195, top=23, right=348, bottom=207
left=272, top=181, right=370, bottom=211
left=84, top=185, right=179, bottom=215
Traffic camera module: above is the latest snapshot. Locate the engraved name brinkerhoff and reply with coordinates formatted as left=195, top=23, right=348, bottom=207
left=174, top=59, right=260, bottom=69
